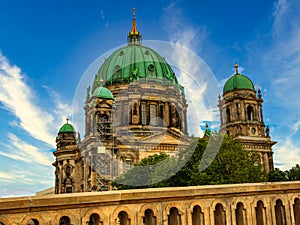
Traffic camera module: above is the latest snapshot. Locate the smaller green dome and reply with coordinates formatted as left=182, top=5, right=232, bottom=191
left=59, top=121, right=76, bottom=133
left=93, top=87, right=114, bottom=100
left=223, top=65, right=255, bottom=94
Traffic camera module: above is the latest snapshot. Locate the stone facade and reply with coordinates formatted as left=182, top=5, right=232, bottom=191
left=1, top=181, right=300, bottom=225
left=218, top=66, right=276, bottom=172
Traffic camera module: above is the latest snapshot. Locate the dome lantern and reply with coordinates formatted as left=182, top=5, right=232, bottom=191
left=127, top=8, right=142, bottom=45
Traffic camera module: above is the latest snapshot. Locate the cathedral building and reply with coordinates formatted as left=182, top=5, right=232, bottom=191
left=52, top=10, right=276, bottom=194
left=53, top=9, right=190, bottom=194
left=1, top=10, right=299, bottom=225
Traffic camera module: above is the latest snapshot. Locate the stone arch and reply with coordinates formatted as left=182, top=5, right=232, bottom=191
left=246, top=105, right=254, bottom=120
left=235, top=202, right=246, bottom=225
left=138, top=204, right=160, bottom=224
left=188, top=201, right=204, bottom=213
left=293, top=197, right=300, bottom=225
left=226, top=107, right=231, bottom=123
left=231, top=198, right=249, bottom=225
left=271, top=195, right=289, bottom=208
left=214, top=203, right=226, bottom=225
left=165, top=202, right=184, bottom=215
left=168, top=207, right=182, bottom=225
left=0, top=218, right=11, bottom=225
left=274, top=199, right=287, bottom=225
left=20, top=214, right=45, bottom=225
left=111, top=206, right=135, bottom=225
left=210, top=199, right=228, bottom=210
left=82, top=208, right=107, bottom=225
left=255, top=200, right=266, bottom=225
left=52, top=210, right=77, bottom=225
left=188, top=202, right=205, bottom=225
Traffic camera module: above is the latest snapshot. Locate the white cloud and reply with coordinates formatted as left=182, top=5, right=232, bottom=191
left=0, top=171, right=13, bottom=179
left=260, top=0, right=300, bottom=169
left=274, top=137, right=300, bottom=170
left=0, top=51, right=72, bottom=147
left=0, top=133, right=52, bottom=166
left=161, top=3, right=220, bottom=136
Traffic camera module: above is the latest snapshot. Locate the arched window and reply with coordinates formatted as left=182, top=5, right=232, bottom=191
left=226, top=108, right=231, bottom=123
left=255, top=201, right=266, bottom=225
left=236, top=103, right=240, bottom=119
left=168, top=207, right=181, bottom=225
left=247, top=106, right=254, bottom=120
left=150, top=104, right=158, bottom=125
left=118, top=211, right=130, bottom=225
left=192, top=205, right=204, bottom=225
left=293, top=198, right=300, bottom=225
left=59, top=216, right=71, bottom=225
left=143, top=209, right=156, bottom=225
left=214, top=203, right=226, bottom=225
left=124, top=155, right=133, bottom=171
left=275, top=199, right=287, bottom=225
left=141, top=102, right=147, bottom=125
left=27, top=219, right=39, bottom=225
left=88, top=213, right=103, bottom=225
left=66, top=165, right=71, bottom=176
left=235, top=202, right=246, bottom=225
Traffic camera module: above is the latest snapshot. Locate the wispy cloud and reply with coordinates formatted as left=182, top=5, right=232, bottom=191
left=260, top=0, right=300, bottom=169
left=0, top=133, right=52, bottom=165
left=0, top=51, right=71, bottom=146
left=161, top=3, right=220, bottom=136
left=274, top=137, right=300, bottom=170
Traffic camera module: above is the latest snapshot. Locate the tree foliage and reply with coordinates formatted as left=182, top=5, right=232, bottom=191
left=268, top=164, right=300, bottom=182
left=113, top=135, right=266, bottom=190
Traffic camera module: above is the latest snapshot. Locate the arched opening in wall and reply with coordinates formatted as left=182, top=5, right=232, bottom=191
left=149, top=104, right=158, bottom=126
left=226, top=108, right=231, bottom=123
left=236, top=103, right=240, bottom=120
left=27, top=219, right=39, bottom=225
left=123, top=155, right=133, bottom=172
left=87, top=213, right=103, bottom=225
left=275, top=199, right=287, bottom=225
left=192, top=205, right=204, bottom=225
left=64, top=177, right=73, bottom=193
left=293, top=198, right=300, bottom=225
left=214, top=203, right=226, bottom=225
left=247, top=106, right=254, bottom=121
left=59, top=216, right=71, bottom=225
left=142, top=208, right=156, bottom=225
left=255, top=201, right=266, bottom=225
left=235, top=202, right=246, bottom=225
left=118, top=211, right=130, bottom=225
left=168, top=207, right=181, bottom=225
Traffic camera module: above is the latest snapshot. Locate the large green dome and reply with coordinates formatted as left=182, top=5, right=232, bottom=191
left=92, top=44, right=179, bottom=91
left=223, top=65, right=255, bottom=94
left=93, top=86, right=114, bottom=100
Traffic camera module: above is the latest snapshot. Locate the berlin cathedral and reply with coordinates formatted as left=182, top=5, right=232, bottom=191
left=52, top=10, right=276, bottom=194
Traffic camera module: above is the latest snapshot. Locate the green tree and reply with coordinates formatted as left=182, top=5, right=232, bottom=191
left=286, top=164, right=300, bottom=181
left=203, top=135, right=265, bottom=184
left=113, top=135, right=266, bottom=189
left=267, top=168, right=288, bottom=182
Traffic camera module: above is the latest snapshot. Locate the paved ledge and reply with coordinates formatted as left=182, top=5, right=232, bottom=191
left=0, top=181, right=300, bottom=213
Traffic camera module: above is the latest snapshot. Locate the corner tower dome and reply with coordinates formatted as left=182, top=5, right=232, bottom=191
left=93, top=86, right=114, bottom=100
left=223, top=64, right=255, bottom=94
left=58, top=119, right=76, bottom=133
left=92, top=9, right=181, bottom=93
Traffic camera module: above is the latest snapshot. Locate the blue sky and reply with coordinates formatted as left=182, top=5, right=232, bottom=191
left=1, top=0, right=300, bottom=197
